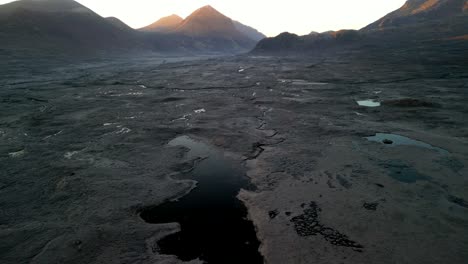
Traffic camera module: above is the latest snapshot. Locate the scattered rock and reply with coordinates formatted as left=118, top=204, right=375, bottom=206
left=363, top=202, right=379, bottom=211
left=382, top=139, right=393, bottom=144
left=290, top=202, right=363, bottom=250
left=269, top=210, right=279, bottom=219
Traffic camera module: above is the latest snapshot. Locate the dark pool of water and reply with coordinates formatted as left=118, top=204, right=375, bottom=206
left=140, top=136, right=263, bottom=264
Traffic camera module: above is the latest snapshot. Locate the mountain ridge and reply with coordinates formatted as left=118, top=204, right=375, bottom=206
left=0, top=0, right=143, bottom=54
left=252, top=0, right=468, bottom=54
left=364, top=0, right=468, bottom=30
left=139, top=14, right=183, bottom=32
left=139, top=5, right=261, bottom=52
left=106, top=17, right=134, bottom=32
left=139, top=6, right=265, bottom=42
left=0, top=1, right=265, bottom=55
left=233, top=20, right=266, bottom=42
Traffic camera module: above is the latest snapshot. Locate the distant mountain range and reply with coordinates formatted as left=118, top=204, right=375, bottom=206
left=0, top=0, right=265, bottom=56
left=253, top=0, right=468, bottom=54
left=139, top=6, right=266, bottom=42
left=139, top=5, right=265, bottom=51
left=1, top=0, right=466, bottom=57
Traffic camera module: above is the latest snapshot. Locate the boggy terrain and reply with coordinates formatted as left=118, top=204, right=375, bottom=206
left=1, top=51, right=468, bottom=264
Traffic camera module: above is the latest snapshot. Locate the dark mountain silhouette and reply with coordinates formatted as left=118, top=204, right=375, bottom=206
left=139, top=14, right=183, bottom=32
left=0, top=0, right=89, bottom=13
left=139, top=6, right=263, bottom=51
left=254, top=29, right=362, bottom=54
left=233, top=20, right=266, bottom=42
left=0, top=0, right=145, bottom=54
left=105, top=17, right=134, bottom=32
left=252, top=0, right=468, bottom=54
left=0, top=0, right=265, bottom=56
left=255, top=32, right=301, bottom=51
left=140, top=8, right=266, bottom=43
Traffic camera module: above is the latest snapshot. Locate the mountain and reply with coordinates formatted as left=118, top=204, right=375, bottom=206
left=0, top=0, right=142, bottom=55
left=364, top=0, right=467, bottom=30
left=169, top=5, right=258, bottom=51
left=0, top=1, right=266, bottom=56
left=139, top=14, right=183, bottom=32
left=0, top=0, right=90, bottom=13
left=175, top=5, right=241, bottom=37
left=106, top=17, right=134, bottom=32
left=254, top=30, right=361, bottom=54
left=254, top=32, right=301, bottom=51
left=140, top=6, right=264, bottom=51
left=362, top=0, right=468, bottom=42
left=252, top=0, right=468, bottom=54
left=233, top=20, right=266, bottom=42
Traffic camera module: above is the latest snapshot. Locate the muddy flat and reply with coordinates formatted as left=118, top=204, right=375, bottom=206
left=1, top=53, right=467, bottom=264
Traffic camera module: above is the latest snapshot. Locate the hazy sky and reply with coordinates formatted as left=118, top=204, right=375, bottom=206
left=0, top=0, right=406, bottom=36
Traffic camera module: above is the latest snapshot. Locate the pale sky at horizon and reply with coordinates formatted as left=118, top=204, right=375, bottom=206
left=0, top=0, right=407, bottom=37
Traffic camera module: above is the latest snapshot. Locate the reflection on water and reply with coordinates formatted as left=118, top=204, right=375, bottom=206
left=366, top=133, right=449, bottom=155
left=357, top=100, right=381, bottom=107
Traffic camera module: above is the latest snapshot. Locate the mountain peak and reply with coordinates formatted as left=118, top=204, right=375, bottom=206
left=139, top=14, right=183, bottom=32
left=175, top=5, right=237, bottom=37
left=189, top=5, right=225, bottom=18
left=199, top=5, right=217, bottom=12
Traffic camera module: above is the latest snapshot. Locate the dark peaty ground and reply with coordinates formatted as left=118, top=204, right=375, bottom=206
left=0, top=50, right=467, bottom=264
